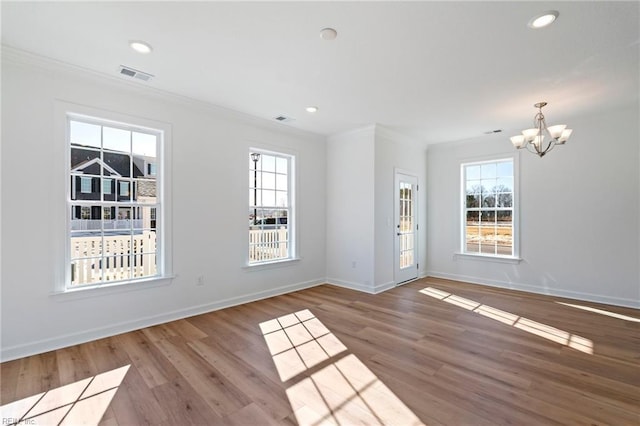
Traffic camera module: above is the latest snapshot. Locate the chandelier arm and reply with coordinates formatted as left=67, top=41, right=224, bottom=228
left=523, top=143, right=541, bottom=156
left=543, top=141, right=557, bottom=155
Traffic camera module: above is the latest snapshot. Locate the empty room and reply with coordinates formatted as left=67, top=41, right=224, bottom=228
left=1, top=1, right=638, bottom=425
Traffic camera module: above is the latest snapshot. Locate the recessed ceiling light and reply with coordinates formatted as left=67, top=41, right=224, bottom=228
left=129, top=40, right=152, bottom=54
left=528, top=11, right=559, bottom=29
left=319, top=28, right=337, bottom=40
left=305, top=106, right=319, bottom=113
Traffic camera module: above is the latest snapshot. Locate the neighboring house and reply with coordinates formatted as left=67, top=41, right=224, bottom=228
left=70, top=145, right=156, bottom=226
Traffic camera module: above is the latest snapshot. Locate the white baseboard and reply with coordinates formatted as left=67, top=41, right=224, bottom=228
left=1, top=278, right=325, bottom=362
left=426, top=271, right=640, bottom=309
left=373, top=281, right=396, bottom=294
left=326, top=279, right=396, bottom=294
left=325, top=278, right=376, bottom=294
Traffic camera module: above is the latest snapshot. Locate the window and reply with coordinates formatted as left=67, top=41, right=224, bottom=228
left=103, top=178, right=112, bottom=195
left=80, top=206, right=91, bottom=220
left=462, top=158, right=515, bottom=257
left=69, top=116, right=161, bottom=287
left=80, top=177, right=92, bottom=193
left=119, top=181, right=130, bottom=197
left=148, top=163, right=156, bottom=176
left=249, top=150, right=294, bottom=264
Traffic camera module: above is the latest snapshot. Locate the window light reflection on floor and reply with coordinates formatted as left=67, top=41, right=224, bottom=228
left=259, top=310, right=423, bottom=426
left=556, top=302, right=640, bottom=323
left=0, top=365, right=129, bottom=426
left=420, top=287, right=594, bottom=354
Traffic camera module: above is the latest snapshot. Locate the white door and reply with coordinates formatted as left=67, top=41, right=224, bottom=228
left=394, top=172, right=418, bottom=285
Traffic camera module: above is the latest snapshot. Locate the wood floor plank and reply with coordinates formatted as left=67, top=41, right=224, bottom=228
left=2, top=277, right=639, bottom=425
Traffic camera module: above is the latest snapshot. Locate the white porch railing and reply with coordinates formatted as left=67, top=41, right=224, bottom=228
left=71, top=219, right=144, bottom=231
left=249, top=227, right=288, bottom=263
left=70, top=232, right=157, bottom=285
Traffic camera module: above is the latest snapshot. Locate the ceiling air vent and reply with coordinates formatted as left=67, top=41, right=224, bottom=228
left=118, top=65, right=154, bottom=82
left=274, top=115, right=295, bottom=123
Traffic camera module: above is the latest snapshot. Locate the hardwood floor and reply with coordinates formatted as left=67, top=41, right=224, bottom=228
left=2, top=277, right=639, bottom=425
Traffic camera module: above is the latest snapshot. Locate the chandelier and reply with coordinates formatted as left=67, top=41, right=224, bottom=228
left=510, top=102, right=572, bottom=157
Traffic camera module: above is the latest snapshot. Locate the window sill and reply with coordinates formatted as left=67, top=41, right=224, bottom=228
left=50, top=275, right=175, bottom=301
left=243, top=257, right=301, bottom=271
left=454, top=252, right=522, bottom=264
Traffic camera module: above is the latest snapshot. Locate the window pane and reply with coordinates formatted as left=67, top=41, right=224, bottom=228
left=480, top=163, right=496, bottom=179
left=465, top=211, right=480, bottom=253
left=276, top=174, right=287, bottom=191
left=481, top=210, right=496, bottom=223
left=466, top=194, right=479, bottom=208
left=482, top=193, right=495, bottom=207
left=132, top=253, right=157, bottom=278
left=262, top=190, right=276, bottom=206
left=276, top=157, right=287, bottom=174
left=497, top=192, right=512, bottom=207
left=134, top=179, right=156, bottom=203
left=466, top=165, right=480, bottom=180
left=70, top=120, right=101, bottom=148
left=481, top=244, right=496, bottom=255
left=275, top=191, right=288, bottom=207
left=101, top=255, right=132, bottom=282
left=103, top=127, right=130, bottom=152
left=496, top=176, right=512, bottom=192
left=481, top=179, right=496, bottom=194
left=70, top=231, right=102, bottom=259
left=132, top=132, right=157, bottom=157
left=70, top=258, right=102, bottom=286
left=70, top=147, right=100, bottom=173
left=262, top=155, right=275, bottom=172
left=104, top=151, right=131, bottom=177
left=497, top=161, right=513, bottom=177
left=262, top=172, right=276, bottom=190
left=132, top=206, right=157, bottom=230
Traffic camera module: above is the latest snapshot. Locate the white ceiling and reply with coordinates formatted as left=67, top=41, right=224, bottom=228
left=2, top=1, right=638, bottom=144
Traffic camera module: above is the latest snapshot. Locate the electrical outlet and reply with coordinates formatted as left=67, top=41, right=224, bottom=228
left=196, top=275, right=204, bottom=286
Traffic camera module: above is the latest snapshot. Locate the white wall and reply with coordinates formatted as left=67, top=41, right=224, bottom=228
left=326, top=127, right=376, bottom=292
left=374, top=127, right=428, bottom=290
left=426, top=104, right=640, bottom=308
left=326, top=125, right=428, bottom=293
left=1, top=50, right=327, bottom=360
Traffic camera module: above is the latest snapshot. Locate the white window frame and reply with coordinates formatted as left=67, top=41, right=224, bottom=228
left=459, top=155, right=520, bottom=262
left=57, top=101, right=173, bottom=294
left=247, top=147, right=296, bottom=266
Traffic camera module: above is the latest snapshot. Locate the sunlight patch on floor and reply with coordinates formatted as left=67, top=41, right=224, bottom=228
left=260, top=310, right=423, bottom=426
left=556, top=302, right=640, bottom=323
left=420, top=287, right=594, bottom=354
left=0, top=365, right=129, bottom=426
